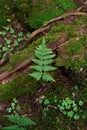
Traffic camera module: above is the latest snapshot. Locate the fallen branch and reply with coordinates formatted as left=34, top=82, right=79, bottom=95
left=1, top=60, right=31, bottom=83
left=43, top=12, right=87, bottom=27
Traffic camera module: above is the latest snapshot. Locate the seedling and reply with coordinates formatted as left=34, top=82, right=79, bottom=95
left=2, top=46, right=8, bottom=52
left=3, top=27, right=9, bottom=31
left=18, top=32, right=23, bottom=37
left=17, top=38, right=23, bottom=42
left=13, top=41, right=19, bottom=47
left=7, top=98, right=21, bottom=114
left=2, top=31, right=6, bottom=36
left=7, top=18, right=11, bottom=22
left=5, top=39, right=11, bottom=45
left=26, top=32, right=30, bottom=38
left=12, top=34, right=17, bottom=38
left=39, top=95, right=86, bottom=120
left=10, top=28, right=14, bottom=34
left=0, top=32, right=2, bottom=34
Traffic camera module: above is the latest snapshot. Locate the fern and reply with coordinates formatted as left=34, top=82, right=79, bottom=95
left=2, top=125, right=26, bottom=130
left=29, top=37, right=56, bottom=82
left=2, top=113, right=36, bottom=130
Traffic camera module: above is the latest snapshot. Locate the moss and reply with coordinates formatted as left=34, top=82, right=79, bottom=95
left=65, top=37, right=85, bottom=56
left=9, top=39, right=41, bottom=65
left=66, top=25, right=78, bottom=38
left=70, top=58, right=85, bottom=71
left=56, top=56, right=85, bottom=72
left=74, top=16, right=87, bottom=25
left=29, top=0, right=76, bottom=28
left=50, top=23, right=67, bottom=33
left=0, top=74, right=38, bottom=101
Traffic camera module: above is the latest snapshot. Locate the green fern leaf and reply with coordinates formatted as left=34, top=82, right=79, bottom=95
left=18, top=115, right=36, bottom=126
left=5, top=114, right=20, bottom=124
left=30, top=65, right=43, bottom=71
left=29, top=37, right=56, bottom=82
left=32, top=59, right=43, bottom=65
left=32, top=59, right=54, bottom=65
left=43, top=54, right=55, bottom=60
left=43, top=65, right=57, bottom=71
left=43, top=59, right=54, bottom=65
left=34, top=53, right=44, bottom=60
left=35, top=48, right=53, bottom=56
left=42, top=73, right=55, bottom=82
left=2, top=125, right=25, bottom=130
left=29, top=72, right=42, bottom=80
left=34, top=53, right=55, bottom=60
left=42, top=37, right=46, bottom=44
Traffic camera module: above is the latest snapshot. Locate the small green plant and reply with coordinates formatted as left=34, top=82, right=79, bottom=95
left=7, top=98, right=21, bottom=114
left=58, top=97, right=86, bottom=120
left=18, top=32, right=23, bottom=37
left=2, top=113, right=36, bottom=130
left=0, top=26, right=30, bottom=59
left=6, top=18, right=11, bottom=23
left=2, top=98, right=36, bottom=130
left=39, top=95, right=86, bottom=120
left=10, top=28, right=15, bottom=34
left=13, top=41, right=19, bottom=47
left=29, top=37, right=56, bottom=82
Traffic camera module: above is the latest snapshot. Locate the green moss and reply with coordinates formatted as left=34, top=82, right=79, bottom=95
left=56, top=56, right=85, bottom=72
left=66, top=25, right=78, bottom=38
left=9, top=39, right=41, bottom=65
left=70, top=58, right=85, bottom=71
left=0, top=0, right=13, bottom=28
left=65, top=37, right=85, bottom=56
left=48, top=23, right=67, bottom=33
left=74, top=16, right=87, bottom=25
left=29, top=0, right=76, bottom=28
left=0, top=74, right=37, bottom=101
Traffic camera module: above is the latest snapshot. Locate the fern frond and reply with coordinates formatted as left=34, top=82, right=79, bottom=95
left=43, top=65, right=57, bottom=71
left=35, top=48, right=53, bottom=56
left=30, top=65, right=43, bottom=72
left=42, top=73, right=55, bottom=82
left=33, top=53, right=44, bottom=60
left=34, top=53, right=55, bottom=60
left=18, top=115, right=36, bottom=127
left=2, top=125, right=25, bottom=130
left=43, top=54, right=55, bottom=60
left=5, top=114, right=20, bottom=124
left=32, top=59, right=43, bottom=65
left=29, top=37, right=56, bottom=82
left=29, top=72, right=42, bottom=80
left=32, top=59, right=54, bottom=65
left=43, top=59, right=54, bottom=65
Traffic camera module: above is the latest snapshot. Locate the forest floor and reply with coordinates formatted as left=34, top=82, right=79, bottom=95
left=0, top=1, right=87, bottom=130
